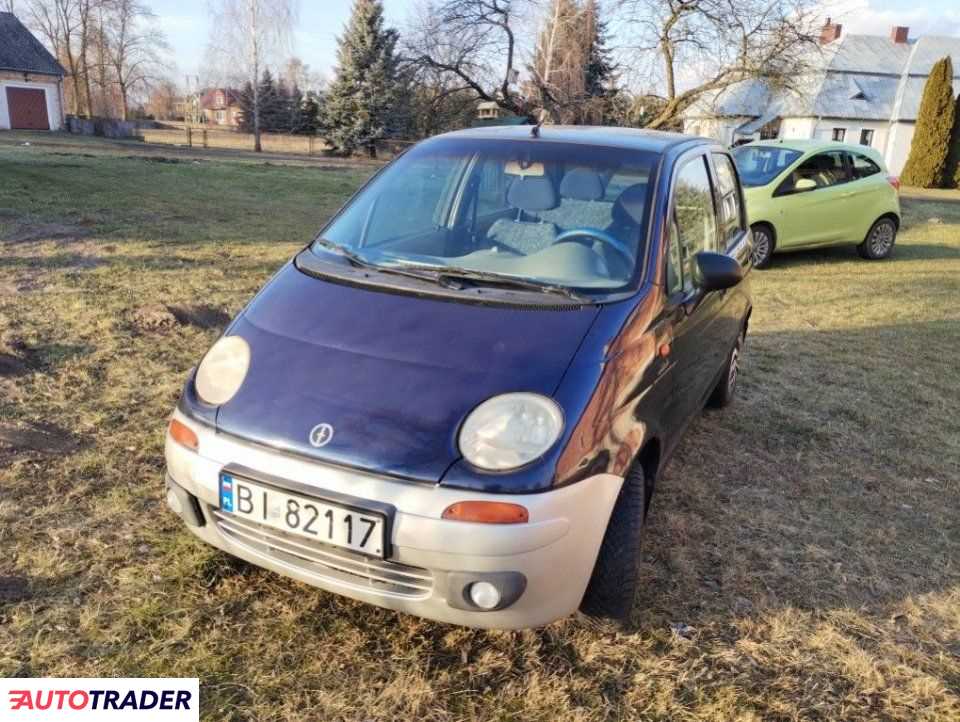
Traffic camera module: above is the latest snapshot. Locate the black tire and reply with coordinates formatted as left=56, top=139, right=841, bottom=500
left=579, top=463, right=649, bottom=624
left=707, top=330, right=743, bottom=409
left=857, top=217, right=897, bottom=259
left=750, top=223, right=775, bottom=269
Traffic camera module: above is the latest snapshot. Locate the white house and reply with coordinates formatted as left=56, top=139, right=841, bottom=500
left=0, top=11, right=66, bottom=131
left=682, top=21, right=960, bottom=174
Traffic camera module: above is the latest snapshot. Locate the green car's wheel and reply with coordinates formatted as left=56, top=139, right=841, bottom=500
left=750, top=224, right=774, bottom=269
left=858, top=217, right=897, bottom=260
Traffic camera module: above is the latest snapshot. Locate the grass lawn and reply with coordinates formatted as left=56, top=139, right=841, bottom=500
left=1, top=139, right=958, bottom=721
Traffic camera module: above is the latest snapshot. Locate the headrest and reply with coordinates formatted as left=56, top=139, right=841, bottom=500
left=611, top=183, right=648, bottom=226
left=507, top=176, right=557, bottom=212
left=505, top=160, right=545, bottom=177
left=559, top=168, right=605, bottom=201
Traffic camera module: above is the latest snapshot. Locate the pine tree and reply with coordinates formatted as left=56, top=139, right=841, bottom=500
left=900, top=56, right=955, bottom=188
left=237, top=81, right=256, bottom=133
left=946, top=93, right=960, bottom=189
left=323, top=0, right=400, bottom=157
left=581, top=0, right=618, bottom=124
left=257, top=69, right=285, bottom=132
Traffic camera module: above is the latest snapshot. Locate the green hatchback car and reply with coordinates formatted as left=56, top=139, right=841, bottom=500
left=732, top=140, right=901, bottom=268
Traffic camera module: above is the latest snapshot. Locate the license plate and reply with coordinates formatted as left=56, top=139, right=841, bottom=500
left=219, top=473, right=386, bottom=558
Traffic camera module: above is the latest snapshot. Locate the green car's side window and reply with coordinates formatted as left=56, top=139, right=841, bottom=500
left=776, top=151, right=850, bottom=196
left=673, top=156, right=718, bottom=291
left=851, top=153, right=882, bottom=180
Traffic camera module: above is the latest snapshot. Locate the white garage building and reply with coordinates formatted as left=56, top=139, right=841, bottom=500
left=682, top=21, right=960, bottom=175
left=0, top=11, right=66, bottom=131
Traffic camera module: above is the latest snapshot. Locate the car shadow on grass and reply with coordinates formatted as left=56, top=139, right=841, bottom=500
left=765, top=241, right=960, bottom=268
left=628, top=319, right=959, bottom=634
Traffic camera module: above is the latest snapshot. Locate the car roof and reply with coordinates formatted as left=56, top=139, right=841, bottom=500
left=429, top=124, right=711, bottom=154
left=739, top=138, right=887, bottom=166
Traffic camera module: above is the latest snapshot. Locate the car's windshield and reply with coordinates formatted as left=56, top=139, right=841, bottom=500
left=732, top=145, right=802, bottom=187
left=314, top=137, right=660, bottom=292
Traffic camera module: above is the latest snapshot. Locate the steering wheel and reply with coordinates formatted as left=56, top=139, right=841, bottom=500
left=554, top=228, right=635, bottom=268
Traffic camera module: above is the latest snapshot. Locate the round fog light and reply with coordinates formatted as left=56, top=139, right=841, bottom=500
left=468, top=581, right=501, bottom=610
left=166, top=488, right=183, bottom=515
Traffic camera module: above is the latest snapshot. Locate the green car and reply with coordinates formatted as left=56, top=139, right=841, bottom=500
left=731, top=140, right=901, bottom=268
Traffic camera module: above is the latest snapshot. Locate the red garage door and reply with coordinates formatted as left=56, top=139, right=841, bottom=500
left=6, top=87, right=50, bottom=130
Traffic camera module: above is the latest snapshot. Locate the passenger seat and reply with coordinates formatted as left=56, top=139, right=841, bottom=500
left=487, top=175, right=560, bottom=255
left=540, top=169, right=614, bottom=230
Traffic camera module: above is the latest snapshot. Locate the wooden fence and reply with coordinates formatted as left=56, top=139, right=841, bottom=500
left=140, top=125, right=415, bottom=158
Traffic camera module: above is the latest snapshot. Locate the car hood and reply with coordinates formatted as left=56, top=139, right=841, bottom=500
left=216, top=264, right=601, bottom=482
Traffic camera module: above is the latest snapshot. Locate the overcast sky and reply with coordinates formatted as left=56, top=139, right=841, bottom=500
left=153, top=0, right=960, bottom=87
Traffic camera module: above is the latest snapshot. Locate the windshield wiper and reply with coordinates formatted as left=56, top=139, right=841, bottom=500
left=313, top=239, right=442, bottom=284
left=395, top=263, right=591, bottom=303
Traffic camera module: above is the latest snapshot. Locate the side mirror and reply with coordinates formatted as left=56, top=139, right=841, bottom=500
left=794, top=178, right=817, bottom=192
left=694, top=251, right=743, bottom=292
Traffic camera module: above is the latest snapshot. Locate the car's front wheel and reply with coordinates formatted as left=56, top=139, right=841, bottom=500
left=857, top=217, right=897, bottom=259
left=750, top=224, right=775, bottom=269
left=579, top=462, right=649, bottom=624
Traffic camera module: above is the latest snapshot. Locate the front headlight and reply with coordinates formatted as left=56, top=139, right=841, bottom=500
left=195, top=335, right=250, bottom=406
left=459, top=393, right=564, bottom=471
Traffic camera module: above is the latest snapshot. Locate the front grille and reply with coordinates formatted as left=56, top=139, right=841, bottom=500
left=210, top=508, right=434, bottom=600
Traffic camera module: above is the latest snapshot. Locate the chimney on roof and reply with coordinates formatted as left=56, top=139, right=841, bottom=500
left=820, top=17, right=842, bottom=45
left=890, top=26, right=909, bottom=44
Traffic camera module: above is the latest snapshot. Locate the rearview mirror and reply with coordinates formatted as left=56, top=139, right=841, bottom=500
left=694, top=252, right=743, bottom=292
left=794, top=178, right=817, bottom=192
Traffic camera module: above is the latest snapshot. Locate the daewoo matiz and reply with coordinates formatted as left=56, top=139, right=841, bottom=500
left=164, top=126, right=753, bottom=629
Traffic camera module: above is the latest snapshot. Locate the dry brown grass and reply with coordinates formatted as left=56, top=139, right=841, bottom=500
left=0, top=141, right=958, bottom=721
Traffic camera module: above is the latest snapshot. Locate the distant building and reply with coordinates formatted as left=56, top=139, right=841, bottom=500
left=682, top=20, right=960, bottom=174
left=0, top=12, right=66, bottom=131
left=200, top=88, right=242, bottom=127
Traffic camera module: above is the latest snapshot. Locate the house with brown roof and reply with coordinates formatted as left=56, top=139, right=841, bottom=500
left=200, top=88, right=243, bottom=127
left=0, top=12, right=66, bottom=131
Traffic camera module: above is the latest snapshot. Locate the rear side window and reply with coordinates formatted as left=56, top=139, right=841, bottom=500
left=672, top=156, right=718, bottom=291
left=712, top=153, right=744, bottom=246
left=777, top=151, right=849, bottom=194
left=851, top=153, right=881, bottom=180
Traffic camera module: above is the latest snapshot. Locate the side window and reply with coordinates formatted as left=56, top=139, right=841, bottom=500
left=672, top=156, right=718, bottom=291
left=475, top=159, right=510, bottom=216
left=851, top=153, right=881, bottom=180
left=711, top=153, right=744, bottom=246
left=777, top=151, right=849, bottom=195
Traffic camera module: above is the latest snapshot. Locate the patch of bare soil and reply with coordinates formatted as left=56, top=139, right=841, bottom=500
left=0, top=576, right=31, bottom=604
left=0, top=420, right=81, bottom=455
left=0, top=352, right=29, bottom=376
left=2, top=223, right=92, bottom=245
left=168, top=304, right=230, bottom=330
left=130, top=304, right=178, bottom=333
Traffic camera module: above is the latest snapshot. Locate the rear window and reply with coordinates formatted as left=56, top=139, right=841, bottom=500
left=732, top=145, right=802, bottom=187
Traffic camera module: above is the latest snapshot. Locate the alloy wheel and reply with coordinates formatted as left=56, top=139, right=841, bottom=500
left=750, top=229, right=771, bottom=267
left=869, top=221, right=895, bottom=257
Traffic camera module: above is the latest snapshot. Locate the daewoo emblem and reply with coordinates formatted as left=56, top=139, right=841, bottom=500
left=309, top=423, right=334, bottom=448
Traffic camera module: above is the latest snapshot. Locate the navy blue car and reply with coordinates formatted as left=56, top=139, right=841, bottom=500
left=164, top=126, right=753, bottom=629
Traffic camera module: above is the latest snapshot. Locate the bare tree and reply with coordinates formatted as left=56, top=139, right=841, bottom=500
left=403, top=0, right=531, bottom=118
left=103, top=0, right=167, bottom=119
left=622, top=0, right=821, bottom=128
left=27, top=0, right=90, bottom=115
left=207, top=0, right=298, bottom=151
left=3, top=0, right=18, bottom=14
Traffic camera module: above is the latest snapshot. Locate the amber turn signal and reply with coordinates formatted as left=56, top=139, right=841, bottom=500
left=442, top=500, right=529, bottom=524
left=168, top=418, right=198, bottom=451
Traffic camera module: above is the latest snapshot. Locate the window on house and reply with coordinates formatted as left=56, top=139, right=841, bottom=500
left=216, top=110, right=225, bottom=123
left=711, top=153, right=744, bottom=246
left=832, top=128, right=846, bottom=142
left=859, top=129, right=874, bottom=147
left=672, top=156, right=718, bottom=290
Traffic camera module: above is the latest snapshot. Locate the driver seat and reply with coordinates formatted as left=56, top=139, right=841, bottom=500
left=486, top=175, right=559, bottom=255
